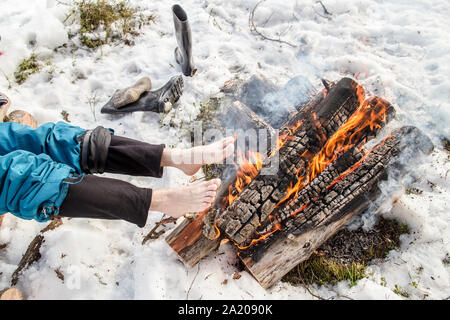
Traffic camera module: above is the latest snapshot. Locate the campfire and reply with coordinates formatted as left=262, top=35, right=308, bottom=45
left=166, top=77, right=434, bottom=289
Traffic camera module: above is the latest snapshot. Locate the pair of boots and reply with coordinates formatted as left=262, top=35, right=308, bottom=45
left=101, top=4, right=195, bottom=115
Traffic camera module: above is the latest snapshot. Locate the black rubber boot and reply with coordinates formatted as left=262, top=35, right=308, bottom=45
left=172, top=4, right=197, bottom=77
left=100, top=75, right=184, bottom=114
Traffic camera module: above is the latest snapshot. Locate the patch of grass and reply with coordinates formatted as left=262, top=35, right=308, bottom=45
left=406, top=187, right=423, bottom=195
left=69, top=0, right=155, bottom=49
left=443, top=253, right=450, bottom=265
left=369, top=225, right=409, bottom=260
left=194, top=97, right=227, bottom=179
left=196, top=97, right=222, bottom=125
left=14, top=53, right=41, bottom=84
left=86, top=92, right=99, bottom=122
left=393, top=284, right=410, bottom=298
left=442, top=138, right=450, bottom=153
left=283, top=256, right=366, bottom=287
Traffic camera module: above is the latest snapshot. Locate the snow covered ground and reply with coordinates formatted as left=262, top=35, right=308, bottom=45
left=0, top=0, right=449, bottom=299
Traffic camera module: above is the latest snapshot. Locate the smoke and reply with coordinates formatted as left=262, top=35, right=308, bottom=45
left=347, top=126, right=435, bottom=231
left=237, top=75, right=315, bottom=129
left=215, top=74, right=316, bottom=181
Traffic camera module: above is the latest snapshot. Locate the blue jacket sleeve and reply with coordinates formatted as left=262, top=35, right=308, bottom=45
left=0, top=150, right=79, bottom=222
left=0, top=121, right=86, bottom=174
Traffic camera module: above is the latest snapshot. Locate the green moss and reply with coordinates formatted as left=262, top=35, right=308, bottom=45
left=71, top=0, right=155, bottom=49
left=365, top=220, right=409, bottom=260
left=14, top=53, right=41, bottom=84
left=282, top=218, right=411, bottom=288
left=442, top=138, right=450, bottom=153
left=202, top=163, right=224, bottom=180
left=443, top=253, right=450, bottom=265
left=196, top=97, right=222, bottom=125
left=194, top=97, right=226, bottom=179
left=405, top=187, right=423, bottom=195
left=393, top=284, right=410, bottom=298
left=283, top=256, right=367, bottom=287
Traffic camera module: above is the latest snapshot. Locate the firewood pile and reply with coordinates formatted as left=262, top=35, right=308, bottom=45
left=166, top=77, right=434, bottom=289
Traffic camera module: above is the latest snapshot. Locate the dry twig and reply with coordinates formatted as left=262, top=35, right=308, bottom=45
left=142, top=216, right=177, bottom=245
left=314, top=1, right=333, bottom=20
left=11, top=218, right=63, bottom=286
left=249, top=0, right=297, bottom=48
left=186, top=264, right=201, bottom=300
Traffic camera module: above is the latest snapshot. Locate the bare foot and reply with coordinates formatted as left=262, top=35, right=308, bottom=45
left=0, top=288, right=23, bottom=300
left=161, top=137, right=235, bottom=176
left=150, top=179, right=221, bottom=218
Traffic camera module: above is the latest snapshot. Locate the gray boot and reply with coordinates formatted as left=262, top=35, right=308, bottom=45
left=173, top=4, right=197, bottom=76
left=101, top=75, right=184, bottom=114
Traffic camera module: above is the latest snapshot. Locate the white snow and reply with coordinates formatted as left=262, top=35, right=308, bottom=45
left=0, top=0, right=449, bottom=300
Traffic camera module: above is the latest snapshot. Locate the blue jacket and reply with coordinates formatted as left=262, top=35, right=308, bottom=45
left=0, top=122, right=86, bottom=222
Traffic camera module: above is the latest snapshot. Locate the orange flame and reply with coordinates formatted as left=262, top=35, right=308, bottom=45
left=275, top=120, right=303, bottom=152
left=227, top=119, right=305, bottom=208
left=224, top=85, right=391, bottom=251
left=276, top=93, right=389, bottom=208
left=212, top=220, right=221, bottom=239
left=227, top=149, right=264, bottom=206
left=236, top=219, right=283, bottom=250
left=309, top=96, right=387, bottom=181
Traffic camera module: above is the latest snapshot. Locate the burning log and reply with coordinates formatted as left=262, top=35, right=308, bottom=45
left=165, top=77, right=420, bottom=291
left=166, top=77, right=364, bottom=266
left=215, top=77, right=374, bottom=245
left=238, top=126, right=434, bottom=288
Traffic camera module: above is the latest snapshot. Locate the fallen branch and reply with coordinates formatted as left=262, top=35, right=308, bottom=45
left=317, top=1, right=332, bottom=16
left=314, top=1, right=332, bottom=20
left=142, top=216, right=177, bottom=245
left=11, top=218, right=63, bottom=286
left=186, top=264, right=201, bottom=300
left=249, top=0, right=297, bottom=48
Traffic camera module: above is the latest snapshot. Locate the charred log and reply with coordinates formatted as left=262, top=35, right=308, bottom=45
left=216, top=77, right=365, bottom=245
left=165, top=79, right=335, bottom=266
left=239, top=126, right=434, bottom=289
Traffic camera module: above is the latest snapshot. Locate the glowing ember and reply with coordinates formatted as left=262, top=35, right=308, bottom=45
left=236, top=221, right=282, bottom=250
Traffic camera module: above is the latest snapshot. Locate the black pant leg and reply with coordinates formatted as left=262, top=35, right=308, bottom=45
left=59, top=175, right=152, bottom=227
left=104, top=135, right=165, bottom=177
